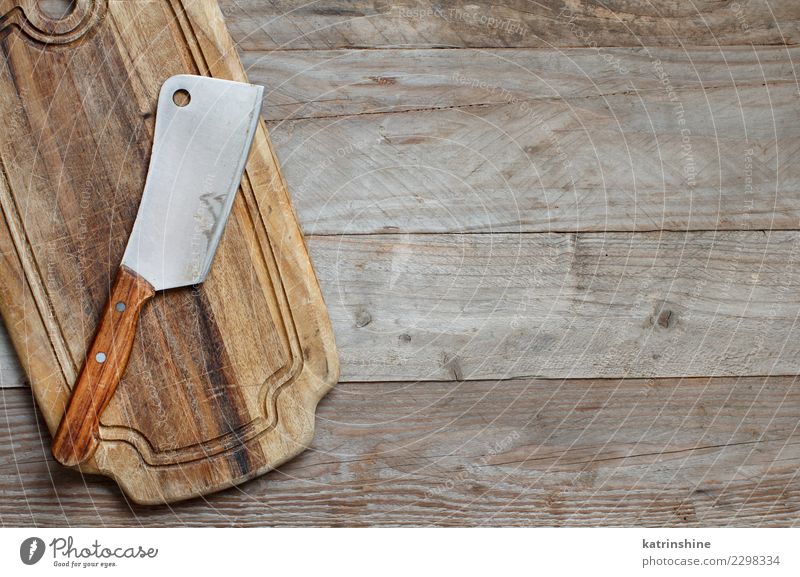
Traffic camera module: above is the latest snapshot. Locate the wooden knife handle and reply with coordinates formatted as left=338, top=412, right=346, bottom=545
left=52, top=266, right=155, bottom=466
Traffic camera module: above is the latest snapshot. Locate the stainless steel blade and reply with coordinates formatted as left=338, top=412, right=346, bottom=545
left=121, top=74, right=264, bottom=291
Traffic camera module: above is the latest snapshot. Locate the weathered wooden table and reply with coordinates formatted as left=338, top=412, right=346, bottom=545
left=2, top=0, right=800, bottom=526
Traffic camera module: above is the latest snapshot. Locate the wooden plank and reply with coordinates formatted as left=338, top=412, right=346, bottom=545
left=5, top=229, right=800, bottom=385
left=2, top=377, right=798, bottom=526
left=247, top=47, right=800, bottom=234
left=248, top=47, right=799, bottom=121
left=220, top=0, right=800, bottom=50
left=308, top=231, right=800, bottom=382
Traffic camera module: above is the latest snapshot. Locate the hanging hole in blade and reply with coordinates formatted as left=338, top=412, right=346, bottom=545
left=172, top=89, right=191, bottom=107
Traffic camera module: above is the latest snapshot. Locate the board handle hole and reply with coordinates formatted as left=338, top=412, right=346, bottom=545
left=37, top=0, right=76, bottom=20
left=173, top=89, right=191, bottom=107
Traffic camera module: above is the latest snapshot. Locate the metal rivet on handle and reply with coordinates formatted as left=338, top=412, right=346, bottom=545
left=95, top=352, right=107, bottom=363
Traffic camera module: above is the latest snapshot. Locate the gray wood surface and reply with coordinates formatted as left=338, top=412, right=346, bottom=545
left=2, top=1, right=800, bottom=525
left=0, top=324, right=22, bottom=387
left=7, top=230, right=800, bottom=385
left=2, top=377, right=799, bottom=526
left=248, top=47, right=800, bottom=234
left=310, top=231, right=800, bottom=382
left=220, top=0, right=800, bottom=50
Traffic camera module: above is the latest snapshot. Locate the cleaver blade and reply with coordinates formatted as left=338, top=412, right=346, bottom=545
left=123, top=74, right=264, bottom=290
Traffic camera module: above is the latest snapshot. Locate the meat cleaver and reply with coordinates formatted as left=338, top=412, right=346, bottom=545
left=51, top=74, right=264, bottom=467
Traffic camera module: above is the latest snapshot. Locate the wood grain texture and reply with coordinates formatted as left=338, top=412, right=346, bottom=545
left=0, top=0, right=338, bottom=503
left=248, top=46, right=799, bottom=122
left=5, top=230, right=800, bottom=385
left=52, top=266, right=155, bottom=467
left=245, top=46, right=800, bottom=234
left=1, top=377, right=798, bottom=526
left=309, top=231, right=800, bottom=382
left=219, top=0, right=800, bottom=50
left=0, top=0, right=105, bottom=44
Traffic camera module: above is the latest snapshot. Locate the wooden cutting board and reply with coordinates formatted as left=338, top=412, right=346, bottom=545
left=0, top=0, right=338, bottom=504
